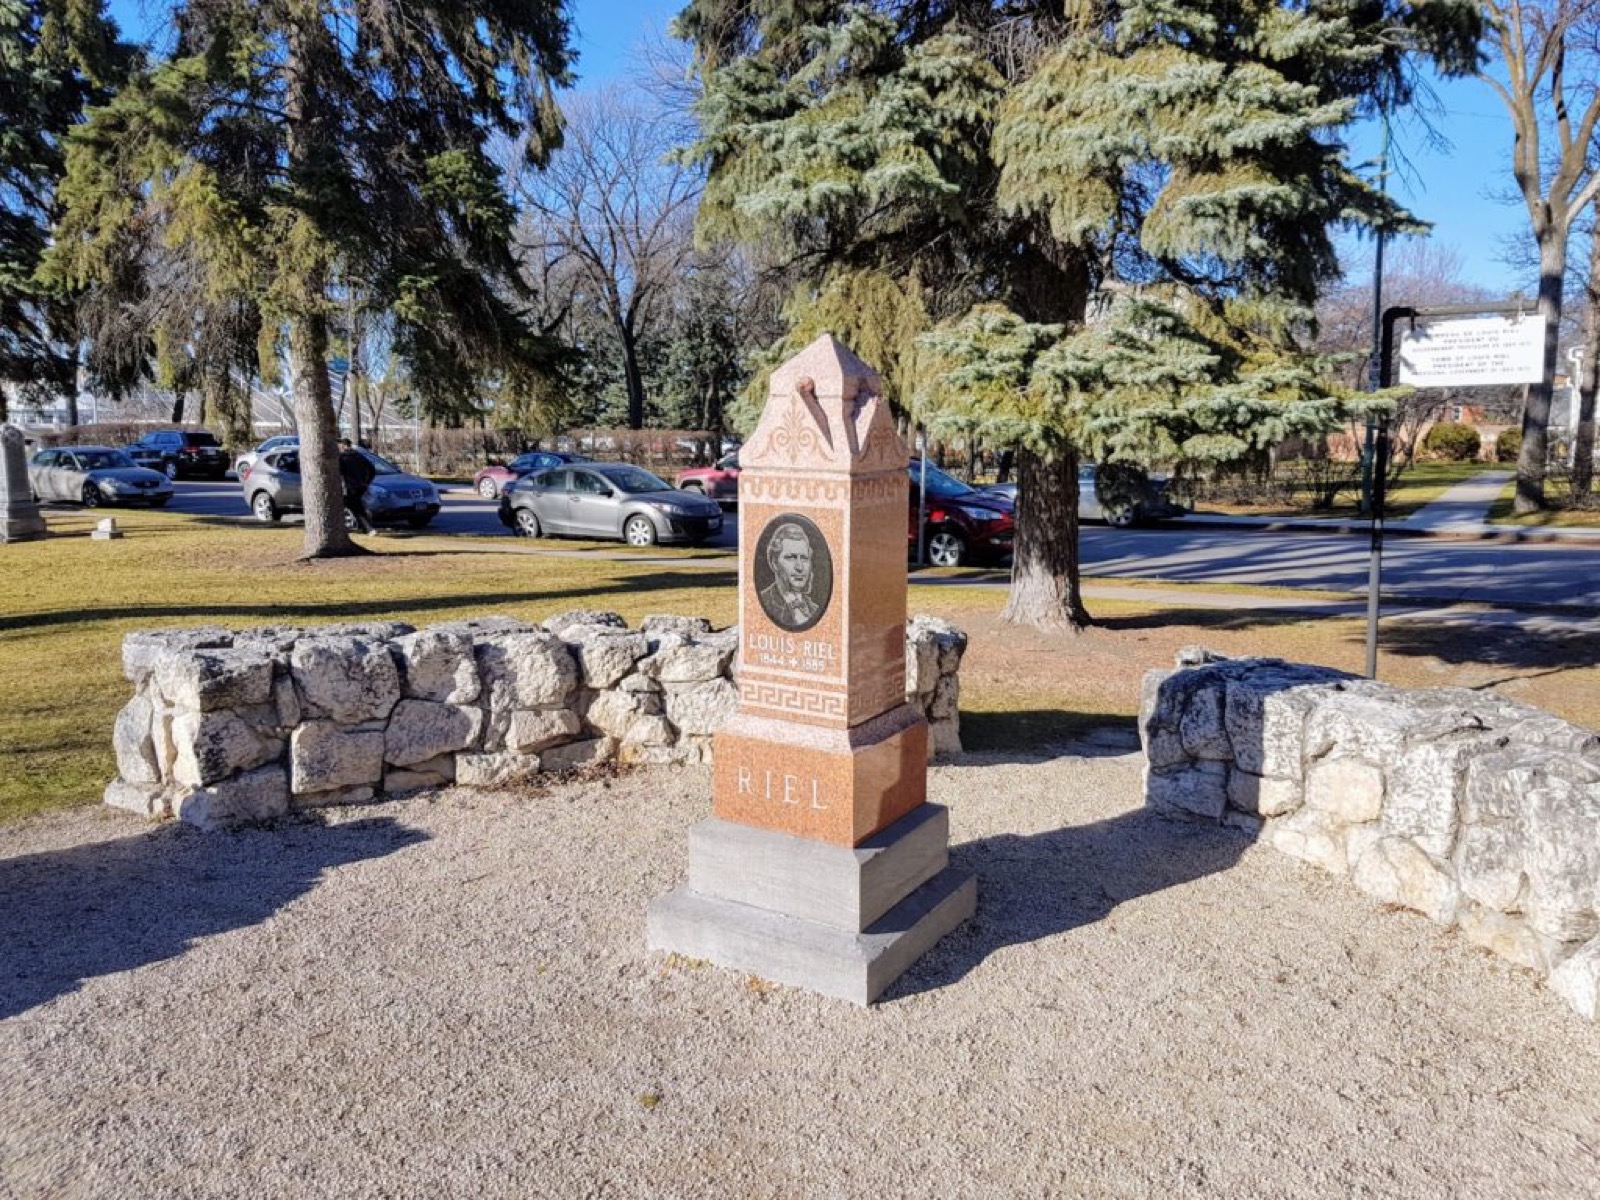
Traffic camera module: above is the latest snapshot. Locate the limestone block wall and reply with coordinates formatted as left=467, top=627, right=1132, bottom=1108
left=1139, top=650, right=1600, bottom=1020
left=107, top=611, right=968, bottom=832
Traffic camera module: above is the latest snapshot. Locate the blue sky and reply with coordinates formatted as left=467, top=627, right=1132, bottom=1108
left=106, top=0, right=1535, bottom=297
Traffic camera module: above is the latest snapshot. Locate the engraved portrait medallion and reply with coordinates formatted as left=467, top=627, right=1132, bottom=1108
left=753, top=513, right=833, bottom=633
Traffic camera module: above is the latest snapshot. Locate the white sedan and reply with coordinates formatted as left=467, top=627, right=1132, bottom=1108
left=29, top=445, right=175, bottom=508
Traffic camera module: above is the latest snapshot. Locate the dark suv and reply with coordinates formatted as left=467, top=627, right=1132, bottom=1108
left=126, top=429, right=230, bottom=480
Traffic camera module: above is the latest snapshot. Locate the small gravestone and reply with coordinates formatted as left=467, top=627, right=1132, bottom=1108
left=0, top=425, right=46, bottom=543
left=648, top=336, right=976, bottom=1004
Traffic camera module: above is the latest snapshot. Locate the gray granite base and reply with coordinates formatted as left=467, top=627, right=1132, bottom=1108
left=648, top=803, right=977, bottom=1005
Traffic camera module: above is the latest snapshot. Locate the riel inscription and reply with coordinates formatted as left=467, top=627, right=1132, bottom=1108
left=753, top=514, right=833, bottom=633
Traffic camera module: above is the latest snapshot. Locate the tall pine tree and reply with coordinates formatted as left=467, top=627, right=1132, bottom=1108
left=45, top=0, right=573, bottom=557
left=0, top=0, right=135, bottom=423
left=677, top=0, right=1479, bottom=629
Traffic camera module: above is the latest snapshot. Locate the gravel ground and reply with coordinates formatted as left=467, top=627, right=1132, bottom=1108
left=4, top=732, right=1599, bottom=1200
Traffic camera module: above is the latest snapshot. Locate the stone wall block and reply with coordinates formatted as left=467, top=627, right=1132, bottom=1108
left=625, top=714, right=678, bottom=749
left=290, top=637, right=401, bottom=724
left=1549, top=936, right=1600, bottom=1021
left=543, top=610, right=627, bottom=636
left=156, top=647, right=277, bottom=713
left=1225, top=673, right=1345, bottom=777
left=1305, top=755, right=1385, bottom=825
left=929, top=674, right=960, bottom=721
left=929, top=718, right=963, bottom=761
left=122, top=627, right=233, bottom=686
left=541, top=736, right=616, bottom=772
left=1351, top=836, right=1460, bottom=923
left=1146, top=762, right=1228, bottom=822
left=104, top=778, right=165, bottom=818
left=385, top=699, right=484, bottom=767
left=173, top=765, right=291, bottom=830
left=570, top=629, right=650, bottom=689
left=1267, top=806, right=1350, bottom=876
left=477, top=631, right=579, bottom=710
left=456, top=751, right=541, bottom=788
left=644, top=637, right=736, bottom=684
left=393, top=628, right=481, bottom=704
left=1521, top=774, right=1600, bottom=945
left=272, top=673, right=301, bottom=728
left=290, top=722, right=385, bottom=795
left=1458, top=901, right=1551, bottom=973
left=294, top=784, right=376, bottom=810
left=1454, top=823, right=1527, bottom=913
left=384, top=754, right=456, bottom=796
left=619, top=673, right=662, bottom=695
left=1227, top=769, right=1302, bottom=818
left=663, top=678, right=739, bottom=736
left=641, top=615, right=712, bottom=638
left=1178, top=684, right=1232, bottom=761
left=1382, top=739, right=1495, bottom=860
left=584, top=689, right=646, bottom=739
left=1304, top=692, right=1425, bottom=764
left=507, top=708, right=583, bottom=753
left=172, top=711, right=280, bottom=788
left=113, top=693, right=160, bottom=785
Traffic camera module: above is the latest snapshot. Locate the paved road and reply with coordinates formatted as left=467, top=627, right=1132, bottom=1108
left=167, top=479, right=1600, bottom=612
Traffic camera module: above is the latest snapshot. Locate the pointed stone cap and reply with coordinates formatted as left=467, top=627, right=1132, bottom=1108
left=743, top=335, right=906, bottom=474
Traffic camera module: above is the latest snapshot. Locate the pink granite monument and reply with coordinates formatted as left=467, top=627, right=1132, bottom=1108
left=647, top=336, right=975, bottom=1004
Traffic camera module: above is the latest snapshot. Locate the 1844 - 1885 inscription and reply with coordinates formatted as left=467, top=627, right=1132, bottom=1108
left=753, top=513, right=833, bottom=632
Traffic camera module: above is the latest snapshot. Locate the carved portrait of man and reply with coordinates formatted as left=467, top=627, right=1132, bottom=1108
left=755, top=516, right=831, bottom=632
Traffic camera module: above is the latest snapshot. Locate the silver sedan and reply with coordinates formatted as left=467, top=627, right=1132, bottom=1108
left=28, top=445, right=174, bottom=508
left=499, top=462, right=725, bottom=545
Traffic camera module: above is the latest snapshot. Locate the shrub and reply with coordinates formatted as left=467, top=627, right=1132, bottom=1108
left=1494, top=426, right=1522, bottom=463
left=1423, top=421, right=1482, bottom=461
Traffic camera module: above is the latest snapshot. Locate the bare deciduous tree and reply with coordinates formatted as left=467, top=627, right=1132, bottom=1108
left=514, top=89, right=701, bottom=430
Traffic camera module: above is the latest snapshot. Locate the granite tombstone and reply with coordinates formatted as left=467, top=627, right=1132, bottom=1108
left=0, top=425, right=46, bottom=543
left=647, top=336, right=976, bottom=1004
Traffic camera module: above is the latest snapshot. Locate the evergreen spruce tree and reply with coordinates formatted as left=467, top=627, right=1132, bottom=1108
left=45, top=0, right=573, bottom=557
left=0, top=0, right=135, bottom=423
left=677, top=0, right=1478, bottom=629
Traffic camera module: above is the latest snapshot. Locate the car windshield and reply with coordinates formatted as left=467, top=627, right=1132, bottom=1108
left=911, top=460, right=978, bottom=500
left=77, top=450, right=137, bottom=471
left=360, top=450, right=401, bottom=476
left=599, top=466, right=671, bottom=494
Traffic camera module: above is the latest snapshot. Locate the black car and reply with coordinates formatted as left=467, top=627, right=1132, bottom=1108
left=126, top=429, right=231, bottom=480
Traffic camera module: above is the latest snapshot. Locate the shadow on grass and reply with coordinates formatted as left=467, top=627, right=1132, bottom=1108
left=0, top=816, right=428, bottom=1020
left=1360, top=619, right=1600, bottom=677
left=889, top=807, right=1252, bottom=1001
left=0, top=570, right=738, bottom=634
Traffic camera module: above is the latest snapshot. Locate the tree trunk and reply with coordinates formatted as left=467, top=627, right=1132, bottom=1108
left=1000, top=446, right=1091, bottom=632
left=171, top=391, right=186, bottom=423
left=64, top=343, right=80, bottom=427
left=620, top=323, right=646, bottom=430
left=292, top=307, right=357, bottom=557
left=1574, top=222, right=1599, bottom=500
left=1514, top=230, right=1568, bottom=513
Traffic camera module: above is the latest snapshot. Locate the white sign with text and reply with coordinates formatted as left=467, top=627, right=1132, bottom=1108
left=1397, top=313, right=1547, bottom=388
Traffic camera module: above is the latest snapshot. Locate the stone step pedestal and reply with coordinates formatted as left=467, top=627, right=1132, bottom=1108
left=647, top=803, right=975, bottom=1005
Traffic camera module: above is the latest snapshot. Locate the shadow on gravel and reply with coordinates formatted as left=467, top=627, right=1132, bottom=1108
left=890, top=809, right=1252, bottom=1001
left=961, top=713, right=1140, bottom=760
left=0, top=816, right=427, bottom=1020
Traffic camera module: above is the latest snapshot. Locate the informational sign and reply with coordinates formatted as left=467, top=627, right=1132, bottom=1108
left=1396, top=313, right=1547, bottom=388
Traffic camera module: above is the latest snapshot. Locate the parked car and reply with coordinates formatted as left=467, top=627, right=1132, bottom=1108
left=28, top=445, right=174, bottom=508
left=908, top=458, right=1015, bottom=567
left=472, top=450, right=590, bottom=500
left=234, top=434, right=299, bottom=479
left=498, top=462, right=724, bottom=546
left=125, top=429, right=231, bottom=480
left=982, top=463, right=1187, bottom=527
left=241, top=446, right=441, bottom=529
left=674, top=451, right=741, bottom=504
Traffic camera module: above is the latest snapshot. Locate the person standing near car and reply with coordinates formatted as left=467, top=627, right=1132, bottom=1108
left=338, top=438, right=376, bottom=533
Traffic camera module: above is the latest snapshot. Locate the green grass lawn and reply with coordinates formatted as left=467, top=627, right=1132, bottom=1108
left=1487, top=476, right=1600, bottom=527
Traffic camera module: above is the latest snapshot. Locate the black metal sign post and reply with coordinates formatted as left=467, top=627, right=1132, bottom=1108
left=1368, top=302, right=1535, bottom=678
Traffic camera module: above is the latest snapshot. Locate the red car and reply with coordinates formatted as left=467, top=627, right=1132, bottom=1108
left=674, top=451, right=740, bottom=503
left=908, top=459, right=1015, bottom=567
left=472, top=450, right=589, bottom=499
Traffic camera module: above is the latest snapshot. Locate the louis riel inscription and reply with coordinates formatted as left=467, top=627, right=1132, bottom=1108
left=648, top=336, right=976, bottom=1004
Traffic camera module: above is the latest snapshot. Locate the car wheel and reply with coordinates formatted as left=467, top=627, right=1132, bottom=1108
left=513, top=507, right=542, bottom=538
left=624, top=514, right=658, bottom=547
left=926, top=528, right=966, bottom=567
left=163, top=460, right=178, bottom=480
left=251, top=491, right=280, bottom=522
left=477, top=477, right=499, bottom=499
left=1103, top=499, right=1137, bottom=528
left=343, top=507, right=359, bottom=531
left=81, top=483, right=101, bottom=509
